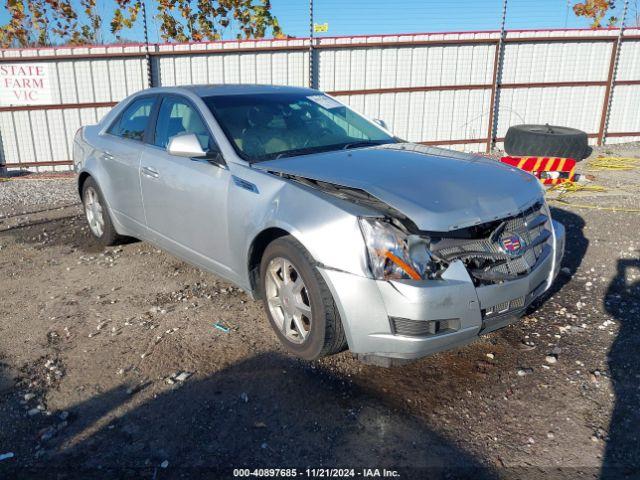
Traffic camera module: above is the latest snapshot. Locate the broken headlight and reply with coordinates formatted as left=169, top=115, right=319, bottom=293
left=359, top=217, right=441, bottom=281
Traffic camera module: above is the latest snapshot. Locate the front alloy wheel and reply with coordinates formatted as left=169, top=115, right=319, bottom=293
left=260, top=236, right=347, bottom=360
left=264, top=257, right=313, bottom=344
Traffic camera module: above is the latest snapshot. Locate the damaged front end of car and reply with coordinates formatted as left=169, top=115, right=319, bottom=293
left=267, top=170, right=565, bottom=364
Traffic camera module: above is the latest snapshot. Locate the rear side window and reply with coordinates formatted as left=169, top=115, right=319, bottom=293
left=108, top=97, right=155, bottom=141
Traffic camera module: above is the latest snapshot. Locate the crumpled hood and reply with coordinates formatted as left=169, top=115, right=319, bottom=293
left=255, top=143, right=543, bottom=232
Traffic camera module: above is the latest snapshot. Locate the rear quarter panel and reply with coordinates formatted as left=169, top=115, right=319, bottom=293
left=74, top=125, right=137, bottom=237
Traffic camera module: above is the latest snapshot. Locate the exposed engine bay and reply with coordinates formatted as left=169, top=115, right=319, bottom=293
left=275, top=172, right=551, bottom=286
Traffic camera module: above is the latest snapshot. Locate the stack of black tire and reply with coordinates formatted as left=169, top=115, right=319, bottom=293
left=504, top=124, right=590, bottom=161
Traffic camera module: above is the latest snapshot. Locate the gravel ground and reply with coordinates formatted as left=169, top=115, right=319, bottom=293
left=0, top=177, right=77, bottom=218
left=0, top=145, right=639, bottom=479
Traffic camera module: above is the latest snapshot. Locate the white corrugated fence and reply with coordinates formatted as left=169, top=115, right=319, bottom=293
left=1, top=28, right=639, bottom=171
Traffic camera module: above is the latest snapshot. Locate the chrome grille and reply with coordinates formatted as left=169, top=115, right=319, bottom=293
left=433, top=200, right=551, bottom=284
left=390, top=317, right=460, bottom=337
left=484, top=295, right=526, bottom=317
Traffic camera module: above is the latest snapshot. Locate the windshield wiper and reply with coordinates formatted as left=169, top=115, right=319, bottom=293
left=342, top=140, right=388, bottom=150
left=258, top=140, right=390, bottom=162
left=272, top=144, right=343, bottom=160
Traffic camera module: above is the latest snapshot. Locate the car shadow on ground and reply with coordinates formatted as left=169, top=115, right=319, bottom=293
left=6, top=353, right=496, bottom=479
left=547, top=206, right=589, bottom=296
left=545, top=207, right=640, bottom=476
left=601, top=257, right=640, bottom=479
left=6, top=212, right=138, bottom=254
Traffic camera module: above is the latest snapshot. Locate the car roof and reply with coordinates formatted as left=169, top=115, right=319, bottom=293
left=150, top=84, right=319, bottom=98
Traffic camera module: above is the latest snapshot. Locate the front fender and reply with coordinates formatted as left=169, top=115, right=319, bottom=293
left=227, top=165, right=375, bottom=291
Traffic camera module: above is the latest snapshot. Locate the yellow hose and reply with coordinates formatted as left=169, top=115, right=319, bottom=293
left=550, top=198, right=640, bottom=212
left=547, top=182, right=607, bottom=195
left=546, top=181, right=640, bottom=213
left=587, top=157, right=640, bottom=171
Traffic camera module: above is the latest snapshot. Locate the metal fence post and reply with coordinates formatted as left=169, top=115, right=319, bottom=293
left=141, top=0, right=154, bottom=88
left=309, top=0, right=316, bottom=89
left=598, top=0, right=629, bottom=146
left=486, top=0, right=508, bottom=153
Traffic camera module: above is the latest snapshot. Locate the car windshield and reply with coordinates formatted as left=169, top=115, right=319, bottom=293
left=203, top=92, right=396, bottom=162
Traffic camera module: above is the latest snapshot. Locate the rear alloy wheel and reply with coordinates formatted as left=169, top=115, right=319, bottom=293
left=82, top=177, right=122, bottom=246
left=84, top=186, right=105, bottom=238
left=260, top=236, right=347, bottom=360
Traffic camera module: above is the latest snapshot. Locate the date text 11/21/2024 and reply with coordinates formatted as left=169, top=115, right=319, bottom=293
left=232, top=468, right=401, bottom=477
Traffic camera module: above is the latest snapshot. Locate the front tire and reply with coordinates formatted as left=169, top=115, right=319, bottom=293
left=260, top=236, right=347, bottom=360
left=82, top=177, right=122, bottom=246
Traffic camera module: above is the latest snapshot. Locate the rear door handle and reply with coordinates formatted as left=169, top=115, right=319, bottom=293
left=141, top=166, right=160, bottom=178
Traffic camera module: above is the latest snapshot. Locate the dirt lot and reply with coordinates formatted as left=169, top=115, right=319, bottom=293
left=1, top=145, right=639, bottom=479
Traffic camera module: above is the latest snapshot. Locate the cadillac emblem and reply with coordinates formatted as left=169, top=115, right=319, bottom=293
left=500, top=234, right=525, bottom=255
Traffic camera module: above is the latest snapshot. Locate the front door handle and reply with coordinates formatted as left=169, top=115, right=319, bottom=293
left=101, top=152, right=114, bottom=161
left=141, top=166, right=160, bottom=178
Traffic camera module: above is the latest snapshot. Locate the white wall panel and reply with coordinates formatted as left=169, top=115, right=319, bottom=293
left=1, top=28, right=639, bottom=170
left=46, top=110, right=69, bottom=161
left=74, top=61, right=95, bottom=102
left=496, top=86, right=605, bottom=137
left=206, top=55, right=225, bottom=84
left=91, top=61, right=113, bottom=101
left=617, top=40, right=640, bottom=81
left=338, top=88, right=491, bottom=145
left=174, top=56, right=194, bottom=85
left=107, top=59, right=129, bottom=99
left=607, top=135, right=640, bottom=144
left=57, top=62, right=78, bottom=103
left=191, top=56, right=209, bottom=84
left=29, top=111, right=53, bottom=163
left=239, top=54, right=256, bottom=84
left=13, top=111, right=35, bottom=164
left=0, top=112, right=20, bottom=164
left=608, top=85, right=640, bottom=133
left=287, top=52, right=306, bottom=87
left=502, top=42, right=611, bottom=83
left=271, top=52, right=288, bottom=85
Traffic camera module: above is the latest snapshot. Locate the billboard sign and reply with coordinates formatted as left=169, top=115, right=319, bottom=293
left=0, top=63, right=53, bottom=106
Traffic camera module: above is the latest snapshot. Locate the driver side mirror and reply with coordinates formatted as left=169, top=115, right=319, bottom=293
left=167, top=133, right=207, bottom=158
left=167, top=133, right=224, bottom=166
left=373, top=118, right=389, bottom=130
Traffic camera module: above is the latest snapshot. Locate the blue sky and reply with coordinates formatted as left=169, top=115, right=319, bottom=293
left=0, top=0, right=635, bottom=44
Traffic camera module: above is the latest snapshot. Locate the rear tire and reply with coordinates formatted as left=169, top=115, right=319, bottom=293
left=260, top=236, right=347, bottom=360
left=81, top=177, right=122, bottom=246
left=504, top=124, right=589, bottom=160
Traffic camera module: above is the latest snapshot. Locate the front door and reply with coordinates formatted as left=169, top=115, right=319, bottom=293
left=139, top=95, right=235, bottom=281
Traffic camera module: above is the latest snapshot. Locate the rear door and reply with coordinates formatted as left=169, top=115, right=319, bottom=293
left=139, top=95, right=235, bottom=280
left=101, top=95, right=157, bottom=231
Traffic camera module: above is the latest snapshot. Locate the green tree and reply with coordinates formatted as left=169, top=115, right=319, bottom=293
left=0, top=0, right=102, bottom=47
left=153, top=0, right=284, bottom=42
left=1, top=0, right=283, bottom=47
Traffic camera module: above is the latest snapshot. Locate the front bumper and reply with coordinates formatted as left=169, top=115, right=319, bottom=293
left=319, top=220, right=565, bottom=360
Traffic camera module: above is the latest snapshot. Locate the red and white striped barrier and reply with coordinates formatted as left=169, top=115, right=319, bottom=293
left=500, top=156, right=577, bottom=185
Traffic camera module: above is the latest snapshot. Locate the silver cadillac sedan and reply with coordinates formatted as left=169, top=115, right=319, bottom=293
left=73, top=85, right=565, bottom=365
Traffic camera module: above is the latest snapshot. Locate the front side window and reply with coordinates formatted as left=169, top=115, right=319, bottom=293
left=203, top=93, right=395, bottom=162
left=154, top=97, right=214, bottom=151
left=109, top=96, right=155, bottom=141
